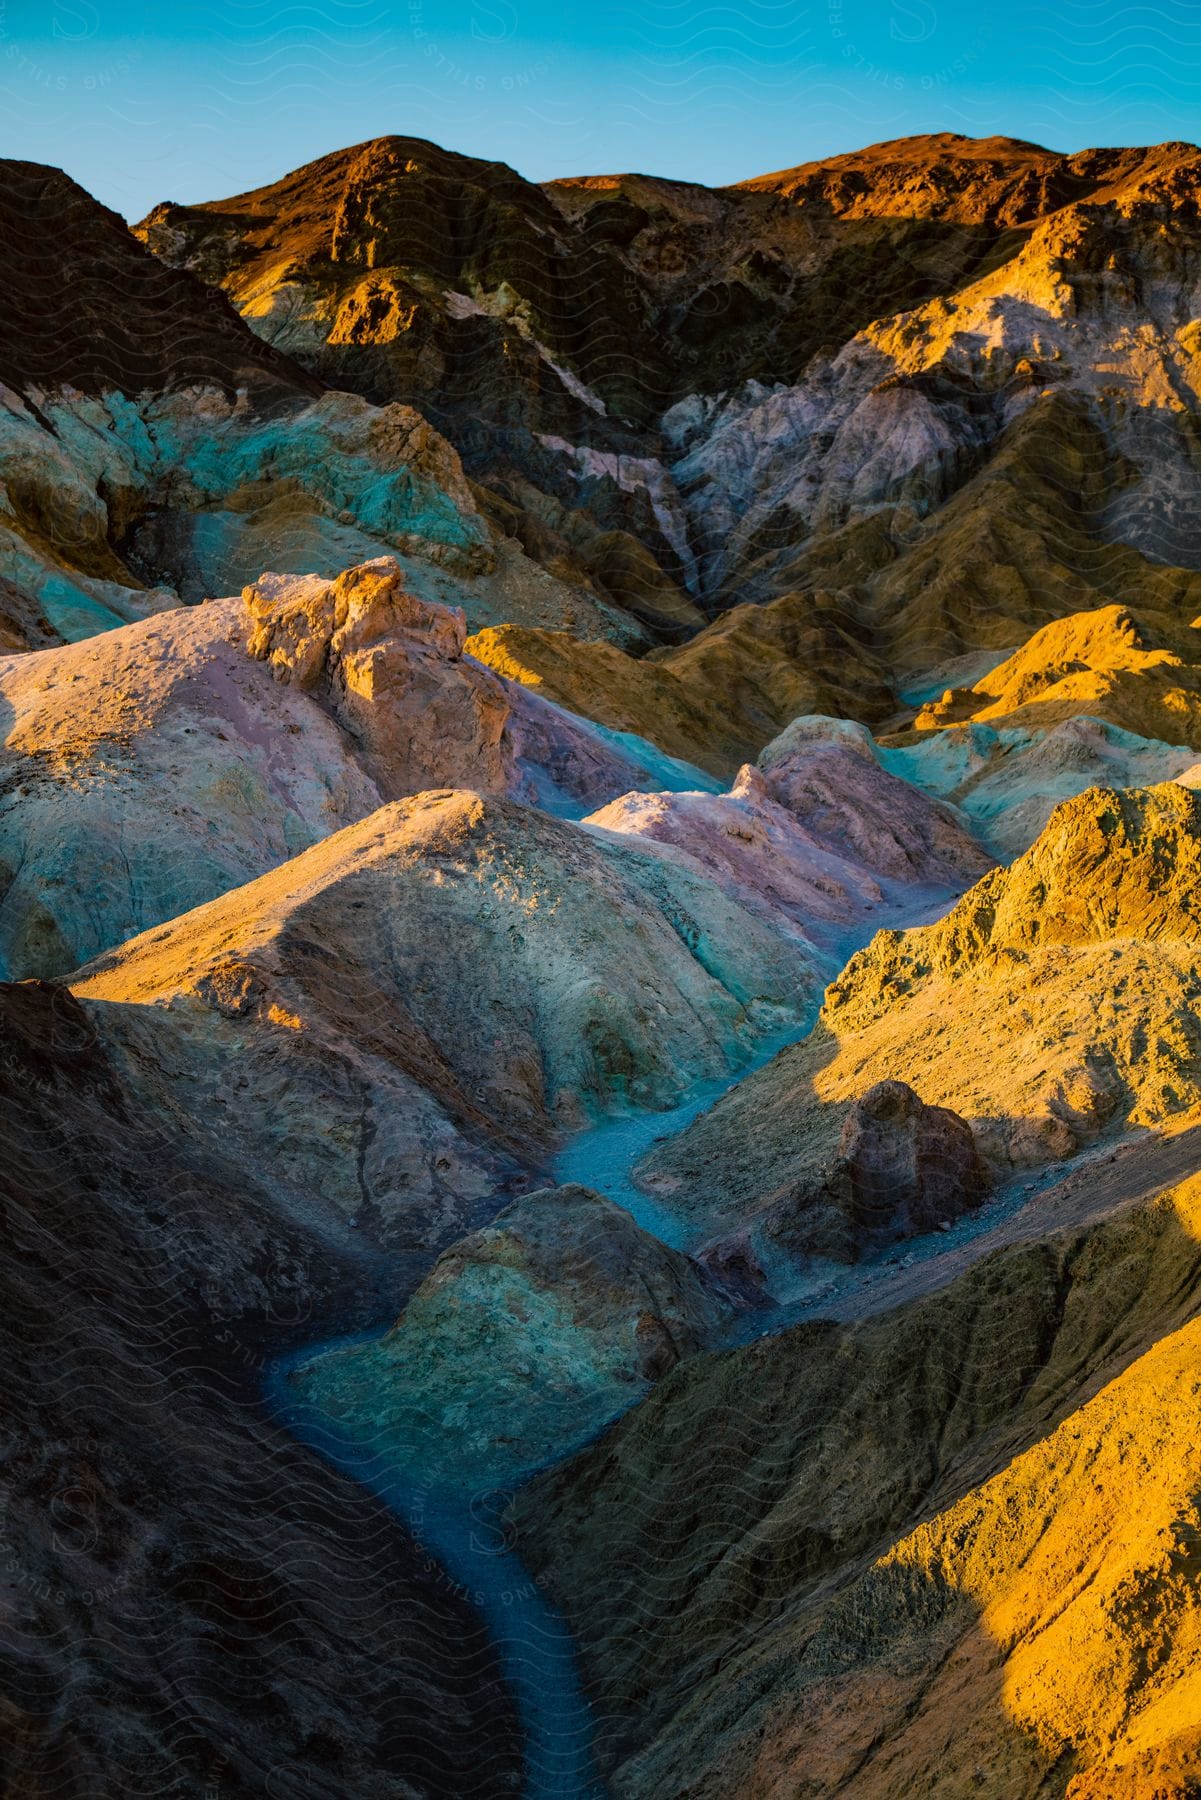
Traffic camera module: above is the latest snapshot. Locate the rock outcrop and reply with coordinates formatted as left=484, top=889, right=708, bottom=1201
left=732, top=132, right=1136, bottom=225
left=240, top=557, right=514, bottom=796
left=756, top=716, right=987, bottom=885
left=584, top=723, right=990, bottom=959
left=914, top=603, right=1201, bottom=748
left=0, top=557, right=712, bottom=978
left=679, top=140, right=1201, bottom=609
left=514, top=1175, right=1201, bottom=1798
left=136, top=136, right=712, bottom=637
left=69, top=790, right=820, bottom=1258
left=18, top=129, right=1201, bottom=683
left=775, top=1080, right=988, bottom=1262
left=637, top=783, right=1201, bottom=1247
left=291, top=1185, right=730, bottom=1488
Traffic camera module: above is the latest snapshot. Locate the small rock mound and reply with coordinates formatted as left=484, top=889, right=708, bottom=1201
left=776, top=1079, right=987, bottom=1261
left=584, top=716, right=991, bottom=960
left=756, top=714, right=991, bottom=887
left=291, top=1184, right=730, bottom=1484
left=925, top=604, right=1161, bottom=710
left=914, top=604, right=1201, bottom=748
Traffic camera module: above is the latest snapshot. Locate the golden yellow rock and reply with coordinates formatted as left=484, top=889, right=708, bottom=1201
left=915, top=602, right=1201, bottom=746
left=468, top=588, right=893, bottom=778
left=639, top=782, right=1201, bottom=1241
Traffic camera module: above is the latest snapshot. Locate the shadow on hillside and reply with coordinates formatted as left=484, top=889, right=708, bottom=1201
left=0, top=976, right=524, bottom=1796
left=513, top=1181, right=1201, bottom=1794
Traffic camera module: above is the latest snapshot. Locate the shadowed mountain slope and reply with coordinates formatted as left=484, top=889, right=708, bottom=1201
left=0, top=976, right=522, bottom=1797
left=0, top=160, right=319, bottom=406
left=0, top=158, right=634, bottom=652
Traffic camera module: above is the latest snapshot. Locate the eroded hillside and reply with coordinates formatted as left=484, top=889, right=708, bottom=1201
left=6, top=128, right=1201, bottom=1800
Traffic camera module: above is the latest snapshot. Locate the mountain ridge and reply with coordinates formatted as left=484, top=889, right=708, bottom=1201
left=9, top=117, right=1201, bottom=1799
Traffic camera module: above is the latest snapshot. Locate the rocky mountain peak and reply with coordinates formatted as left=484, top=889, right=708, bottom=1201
left=0, top=158, right=319, bottom=405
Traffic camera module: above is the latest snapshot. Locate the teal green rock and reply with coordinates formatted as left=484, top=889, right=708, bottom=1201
left=293, top=1184, right=732, bottom=1488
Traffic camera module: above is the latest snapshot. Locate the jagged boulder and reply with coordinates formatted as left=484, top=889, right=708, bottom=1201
left=777, top=1080, right=988, bottom=1261
left=242, top=556, right=514, bottom=796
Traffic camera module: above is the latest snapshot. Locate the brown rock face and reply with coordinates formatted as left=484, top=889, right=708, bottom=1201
left=0, top=571, right=55, bottom=653
left=732, top=132, right=1151, bottom=225
left=787, top=1079, right=988, bottom=1260
left=0, top=159, right=320, bottom=405
left=0, top=978, right=521, bottom=1796
left=241, top=556, right=514, bottom=796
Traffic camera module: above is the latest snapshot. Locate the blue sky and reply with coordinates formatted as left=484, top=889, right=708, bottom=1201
left=2, top=0, right=1200, bottom=218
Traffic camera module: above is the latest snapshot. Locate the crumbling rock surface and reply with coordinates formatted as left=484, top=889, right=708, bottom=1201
left=777, top=1080, right=988, bottom=1262
left=0, top=978, right=521, bottom=1797
left=242, top=557, right=515, bottom=797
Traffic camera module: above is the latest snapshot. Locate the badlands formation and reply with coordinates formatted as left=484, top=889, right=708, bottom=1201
left=7, top=130, right=1201, bottom=1797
